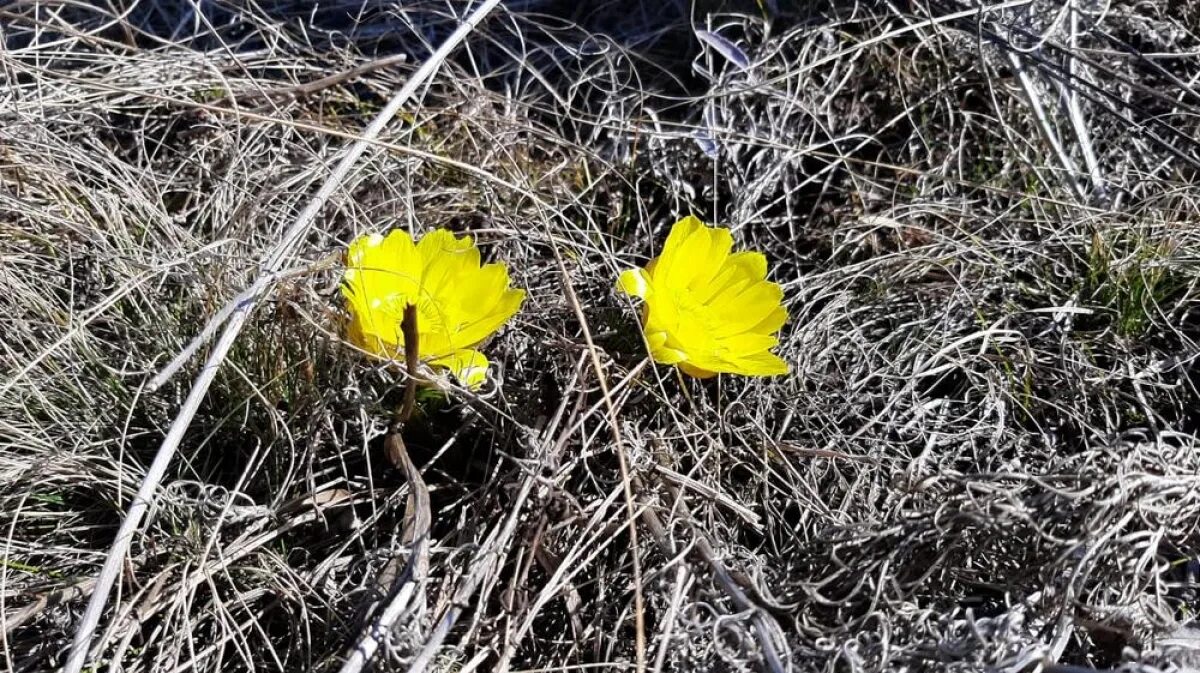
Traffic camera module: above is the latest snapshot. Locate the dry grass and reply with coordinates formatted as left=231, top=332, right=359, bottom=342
left=4, top=1, right=1200, bottom=671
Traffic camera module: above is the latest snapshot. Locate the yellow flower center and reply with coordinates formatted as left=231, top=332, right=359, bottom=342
left=415, top=295, right=456, bottom=342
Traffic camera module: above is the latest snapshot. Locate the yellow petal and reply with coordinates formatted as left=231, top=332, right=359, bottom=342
left=729, top=351, right=790, bottom=376
left=663, top=224, right=713, bottom=289
left=659, top=215, right=704, bottom=260
left=346, top=307, right=403, bottom=359
left=689, top=226, right=734, bottom=290
left=344, top=231, right=383, bottom=272
left=459, top=263, right=512, bottom=313
left=649, top=342, right=688, bottom=365
left=671, top=317, right=711, bottom=352
left=643, top=257, right=660, bottom=281
left=710, top=281, right=785, bottom=336
left=655, top=216, right=707, bottom=291
left=642, top=287, right=680, bottom=334
left=717, top=333, right=779, bottom=356
left=417, top=228, right=473, bottom=260
left=679, top=362, right=718, bottom=378
left=344, top=230, right=421, bottom=300
left=618, top=268, right=652, bottom=299
left=420, top=231, right=479, bottom=304
left=343, top=230, right=424, bottom=361
left=645, top=330, right=669, bottom=351
left=431, top=349, right=490, bottom=389
left=444, top=262, right=517, bottom=340
left=750, top=305, right=789, bottom=335
left=693, top=251, right=765, bottom=305
left=726, top=250, right=768, bottom=282
left=413, top=229, right=521, bottom=357
left=453, top=288, right=525, bottom=348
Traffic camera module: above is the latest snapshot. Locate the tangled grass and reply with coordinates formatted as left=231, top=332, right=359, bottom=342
left=4, top=1, right=1200, bottom=671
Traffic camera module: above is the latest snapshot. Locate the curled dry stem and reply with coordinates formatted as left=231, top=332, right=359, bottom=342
left=345, top=304, right=432, bottom=673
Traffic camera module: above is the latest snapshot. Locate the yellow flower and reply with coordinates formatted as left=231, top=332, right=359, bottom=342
left=342, top=229, right=525, bottom=388
left=617, top=216, right=789, bottom=378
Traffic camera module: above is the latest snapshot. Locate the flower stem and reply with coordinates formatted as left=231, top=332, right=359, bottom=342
left=385, top=304, right=420, bottom=470
left=398, top=303, right=420, bottom=425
